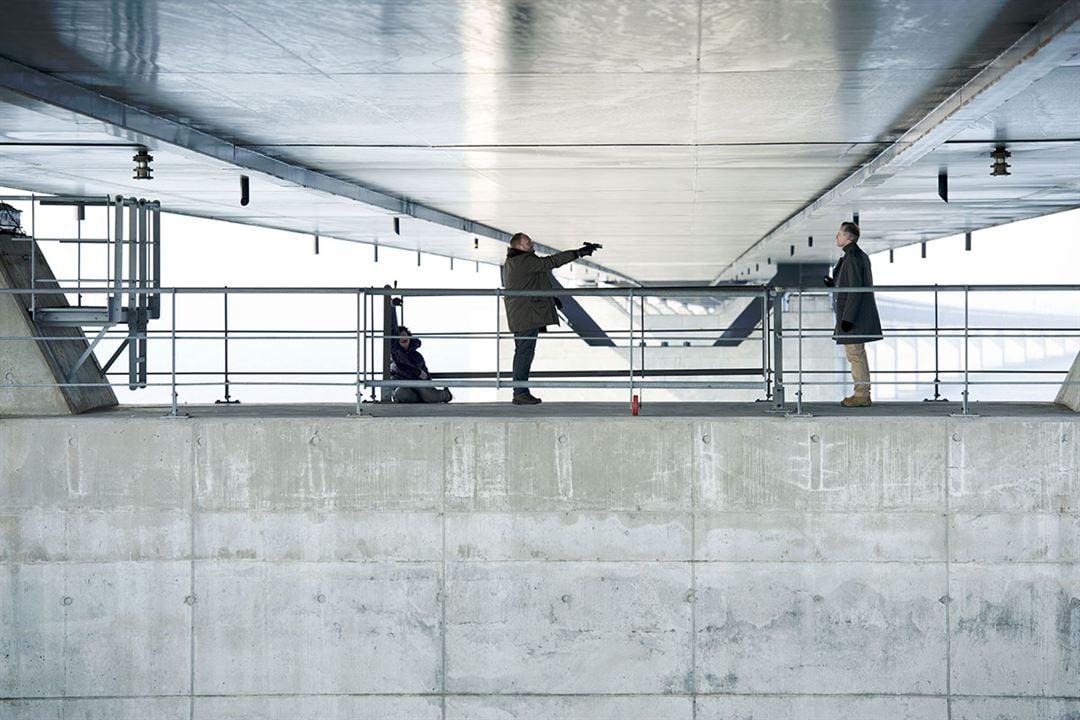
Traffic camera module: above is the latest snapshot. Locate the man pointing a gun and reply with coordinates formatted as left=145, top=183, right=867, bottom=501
left=502, top=233, right=601, bottom=405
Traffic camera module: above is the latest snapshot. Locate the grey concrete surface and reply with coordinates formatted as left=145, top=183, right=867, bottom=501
left=0, top=261, right=70, bottom=416
left=0, top=698, right=189, bottom=720
left=0, top=233, right=117, bottom=415
left=696, top=696, right=948, bottom=720
left=1057, top=350, right=1080, bottom=411
left=951, top=698, right=1080, bottom=720
left=2, top=411, right=1079, bottom=719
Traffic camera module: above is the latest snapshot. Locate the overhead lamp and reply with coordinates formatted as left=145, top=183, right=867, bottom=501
left=0, top=202, right=24, bottom=235
left=133, top=147, right=154, bottom=180
left=990, top=146, right=1011, bottom=176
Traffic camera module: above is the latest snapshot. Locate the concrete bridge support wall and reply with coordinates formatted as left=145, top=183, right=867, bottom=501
left=1057, top=350, right=1080, bottom=411
left=0, top=233, right=117, bottom=415
left=1, top=414, right=1079, bottom=719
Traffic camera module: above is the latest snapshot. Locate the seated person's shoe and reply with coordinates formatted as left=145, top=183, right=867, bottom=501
left=840, top=395, right=872, bottom=407
left=512, top=392, right=542, bottom=405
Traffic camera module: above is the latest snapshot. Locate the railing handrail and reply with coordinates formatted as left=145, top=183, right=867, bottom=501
left=2, top=282, right=1079, bottom=416
left=6, top=282, right=1080, bottom=297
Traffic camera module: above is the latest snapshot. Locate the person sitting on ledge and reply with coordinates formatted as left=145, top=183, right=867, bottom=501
left=389, top=301, right=452, bottom=404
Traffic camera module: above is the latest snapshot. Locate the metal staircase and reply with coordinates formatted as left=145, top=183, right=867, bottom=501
left=2, top=194, right=161, bottom=392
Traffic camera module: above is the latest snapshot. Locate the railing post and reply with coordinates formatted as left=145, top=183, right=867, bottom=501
left=761, top=287, right=772, bottom=401
left=360, top=287, right=369, bottom=410
left=639, top=293, right=646, bottom=406
left=369, top=289, right=377, bottom=402
left=30, top=195, right=36, bottom=318
left=111, top=196, right=123, bottom=323
left=104, top=200, right=110, bottom=302
left=127, top=201, right=138, bottom=389
left=496, top=290, right=501, bottom=392
left=381, top=286, right=393, bottom=403
left=962, top=285, right=970, bottom=415
left=170, top=288, right=179, bottom=417
left=137, top=200, right=148, bottom=388
left=924, top=284, right=946, bottom=402
left=76, top=201, right=82, bottom=307
left=628, top=288, right=635, bottom=406
left=151, top=203, right=161, bottom=319
left=215, top=286, right=239, bottom=404
left=796, top=288, right=804, bottom=415
left=772, top=291, right=786, bottom=411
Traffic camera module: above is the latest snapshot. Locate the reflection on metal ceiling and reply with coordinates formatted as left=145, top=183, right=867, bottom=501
left=0, top=0, right=1078, bottom=285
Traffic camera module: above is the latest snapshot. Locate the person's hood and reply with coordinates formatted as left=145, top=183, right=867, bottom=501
left=506, top=247, right=532, bottom=258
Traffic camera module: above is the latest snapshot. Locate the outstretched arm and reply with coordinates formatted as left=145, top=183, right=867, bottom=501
left=389, top=297, right=401, bottom=340
left=511, top=249, right=581, bottom=274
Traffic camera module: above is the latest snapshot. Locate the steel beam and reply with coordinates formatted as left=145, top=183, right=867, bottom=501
left=0, top=55, right=507, bottom=239
left=0, top=55, right=633, bottom=283
left=714, top=0, right=1080, bottom=282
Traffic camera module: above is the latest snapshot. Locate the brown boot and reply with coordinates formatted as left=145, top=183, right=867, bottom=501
left=841, top=395, right=872, bottom=407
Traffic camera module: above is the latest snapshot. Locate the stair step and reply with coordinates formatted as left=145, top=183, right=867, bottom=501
left=34, top=306, right=126, bottom=326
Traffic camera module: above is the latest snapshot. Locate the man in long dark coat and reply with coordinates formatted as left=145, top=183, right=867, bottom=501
left=502, top=233, right=598, bottom=405
left=826, top=222, right=883, bottom=407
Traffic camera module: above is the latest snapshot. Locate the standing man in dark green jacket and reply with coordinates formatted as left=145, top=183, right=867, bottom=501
left=502, top=232, right=599, bottom=405
left=825, top=221, right=883, bottom=407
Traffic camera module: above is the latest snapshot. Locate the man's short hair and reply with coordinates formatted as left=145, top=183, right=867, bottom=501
left=840, top=222, right=860, bottom=241
left=509, top=232, right=529, bottom=248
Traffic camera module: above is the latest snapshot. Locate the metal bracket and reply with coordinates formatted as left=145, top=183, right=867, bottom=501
left=65, top=325, right=114, bottom=382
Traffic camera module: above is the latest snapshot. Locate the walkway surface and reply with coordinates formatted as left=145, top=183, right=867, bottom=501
left=49, top=400, right=1080, bottom=420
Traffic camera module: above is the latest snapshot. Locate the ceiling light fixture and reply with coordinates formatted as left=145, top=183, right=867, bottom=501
left=0, top=202, right=24, bottom=235
left=990, top=146, right=1011, bottom=176
left=132, top=147, right=153, bottom=180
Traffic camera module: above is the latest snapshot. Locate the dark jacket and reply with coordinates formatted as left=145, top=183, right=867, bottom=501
left=831, top=242, right=883, bottom=344
left=390, top=336, right=429, bottom=380
left=502, top=248, right=578, bottom=333
left=388, top=307, right=430, bottom=380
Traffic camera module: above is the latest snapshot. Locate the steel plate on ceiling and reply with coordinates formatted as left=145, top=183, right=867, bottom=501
left=0, top=0, right=1076, bottom=284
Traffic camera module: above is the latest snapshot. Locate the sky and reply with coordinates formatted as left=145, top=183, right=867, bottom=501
left=2, top=185, right=1077, bottom=405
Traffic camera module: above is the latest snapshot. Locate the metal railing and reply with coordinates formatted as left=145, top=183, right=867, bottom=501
left=0, top=194, right=161, bottom=390
left=774, top=284, right=1080, bottom=415
left=1, top=283, right=1078, bottom=416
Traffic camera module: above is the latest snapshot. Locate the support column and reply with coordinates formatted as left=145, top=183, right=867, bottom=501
left=1055, top=350, right=1080, bottom=411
